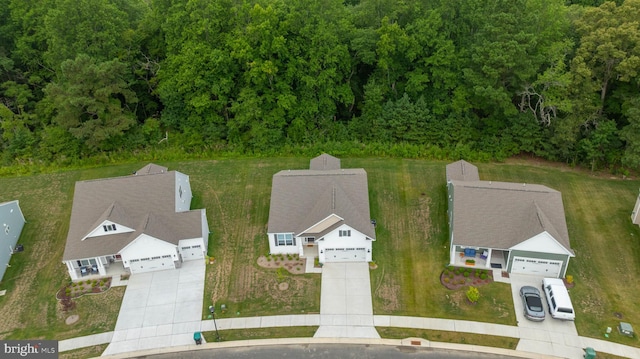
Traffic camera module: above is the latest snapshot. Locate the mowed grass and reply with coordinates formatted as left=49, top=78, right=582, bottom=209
left=0, top=165, right=139, bottom=340
left=376, top=327, right=519, bottom=349
left=0, top=157, right=639, bottom=350
left=202, top=326, right=318, bottom=343
left=484, top=159, right=640, bottom=347
left=349, top=158, right=515, bottom=324
left=169, top=159, right=322, bottom=319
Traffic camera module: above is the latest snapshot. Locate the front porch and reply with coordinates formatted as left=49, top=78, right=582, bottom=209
left=68, top=256, right=130, bottom=281
left=452, top=248, right=508, bottom=270
left=453, top=250, right=488, bottom=268
left=301, top=244, right=322, bottom=274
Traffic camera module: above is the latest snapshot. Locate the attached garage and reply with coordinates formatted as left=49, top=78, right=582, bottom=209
left=511, top=257, right=562, bottom=277
left=180, top=244, right=204, bottom=260
left=324, top=247, right=366, bottom=263
left=129, top=255, right=175, bottom=274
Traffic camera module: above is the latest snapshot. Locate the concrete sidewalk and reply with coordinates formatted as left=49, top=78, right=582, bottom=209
left=57, top=314, right=640, bottom=358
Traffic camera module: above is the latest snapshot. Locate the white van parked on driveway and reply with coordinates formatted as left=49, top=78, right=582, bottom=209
left=542, top=278, right=575, bottom=320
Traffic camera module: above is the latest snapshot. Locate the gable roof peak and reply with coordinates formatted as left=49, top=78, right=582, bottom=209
left=136, top=163, right=168, bottom=176
left=310, top=154, right=341, bottom=171
left=446, top=160, right=479, bottom=182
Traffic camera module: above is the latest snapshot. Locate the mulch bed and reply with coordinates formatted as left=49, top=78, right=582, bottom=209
left=257, top=255, right=305, bottom=274
left=56, top=277, right=112, bottom=300
left=440, top=266, right=494, bottom=290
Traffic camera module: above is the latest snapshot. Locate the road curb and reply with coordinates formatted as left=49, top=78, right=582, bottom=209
left=98, top=337, right=558, bottom=359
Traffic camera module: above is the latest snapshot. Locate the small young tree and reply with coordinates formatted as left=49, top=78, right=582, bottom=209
left=466, top=286, right=480, bottom=304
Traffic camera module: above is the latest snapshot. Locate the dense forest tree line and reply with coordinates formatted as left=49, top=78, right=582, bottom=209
left=0, top=0, right=639, bottom=170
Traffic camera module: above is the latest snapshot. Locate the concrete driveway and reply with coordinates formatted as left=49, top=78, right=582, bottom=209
left=509, top=274, right=583, bottom=358
left=102, top=260, right=205, bottom=356
left=314, top=262, right=380, bottom=338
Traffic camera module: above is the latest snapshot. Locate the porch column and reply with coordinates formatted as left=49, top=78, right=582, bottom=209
left=66, top=261, right=79, bottom=281
left=485, top=249, right=492, bottom=269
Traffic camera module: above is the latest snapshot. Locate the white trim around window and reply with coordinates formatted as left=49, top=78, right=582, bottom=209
left=274, top=233, right=296, bottom=246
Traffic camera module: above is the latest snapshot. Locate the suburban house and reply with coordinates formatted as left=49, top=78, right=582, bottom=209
left=62, top=164, right=209, bottom=280
left=267, top=154, right=376, bottom=263
left=631, top=190, right=640, bottom=226
left=446, top=160, right=574, bottom=278
left=0, top=200, right=26, bottom=282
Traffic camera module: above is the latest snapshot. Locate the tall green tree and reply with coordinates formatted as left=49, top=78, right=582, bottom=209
left=43, top=54, right=138, bottom=152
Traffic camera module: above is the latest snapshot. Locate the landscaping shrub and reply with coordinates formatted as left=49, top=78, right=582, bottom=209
left=466, top=286, right=480, bottom=304
left=444, top=277, right=450, bottom=283
left=566, top=275, right=574, bottom=284
left=480, top=273, right=487, bottom=280
left=463, top=271, right=470, bottom=277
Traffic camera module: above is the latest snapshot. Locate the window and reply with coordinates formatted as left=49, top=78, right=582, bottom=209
left=339, top=230, right=351, bottom=237
left=193, top=245, right=201, bottom=248
left=179, top=186, right=183, bottom=198
left=103, top=224, right=117, bottom=232
left=77, top=259, right=96, bottom=267
left=274, top=233, right=295, bottom=246
left=162, top=255, right=173, bottom=258
left=151, top=256, right=161, bottom=260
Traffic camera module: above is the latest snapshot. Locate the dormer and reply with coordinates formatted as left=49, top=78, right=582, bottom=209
left=82, top=220, right=134, bottom=240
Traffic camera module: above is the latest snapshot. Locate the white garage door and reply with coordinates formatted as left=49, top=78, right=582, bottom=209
left=324, top=247, right=366, bottom=262
left=129, top=255, right=175, bottom=274
left=180, top=244, right=204, bottom=261
left=511, top=257, right=562, bottom=277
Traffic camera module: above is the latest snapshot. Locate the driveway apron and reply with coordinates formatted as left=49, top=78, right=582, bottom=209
left=102, top=260, right=205, bottom=356
left=509, top=273, right=583, bottom=359
left=314, top=262, right=380, bottom=338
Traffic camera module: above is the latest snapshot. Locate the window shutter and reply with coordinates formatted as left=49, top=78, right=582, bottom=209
left=274, top=234, right=278, bottom=247
left=292, top=236, right=296, bottom=246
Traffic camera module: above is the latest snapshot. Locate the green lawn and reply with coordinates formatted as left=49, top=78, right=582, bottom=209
left=202, top=326, right=318, bottom=343
left=376, top=327, right=519, bottom=349
left=482, top=159, right=640, bottom=347
left=351, top=158, right=516, bottom=325
left=0, top=157, right=639, bottom=350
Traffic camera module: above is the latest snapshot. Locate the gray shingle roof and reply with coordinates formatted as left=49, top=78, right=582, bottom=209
left=450, top=180, right=573, bottom=254
left=446, top=160, right=479, bottom=182
left=310, top=153, right=341, bottom=170
left=268, top=156, right=375, bottom=239
left=62, top=164, right=203, bottom=261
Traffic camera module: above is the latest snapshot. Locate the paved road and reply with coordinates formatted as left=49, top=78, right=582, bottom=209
left=134, top=344, right=523, bottom=359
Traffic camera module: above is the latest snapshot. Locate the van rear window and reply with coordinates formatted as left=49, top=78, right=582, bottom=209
left=558, top=307, right=574, bottom=314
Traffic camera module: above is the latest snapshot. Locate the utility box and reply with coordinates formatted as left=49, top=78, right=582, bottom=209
left=618, top=322, right=634, bottom=337
left=583, top=347, right=596, bottom=359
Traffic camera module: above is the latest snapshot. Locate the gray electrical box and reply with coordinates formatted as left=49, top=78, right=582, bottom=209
left=618, top=322, right=634, bottom=337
